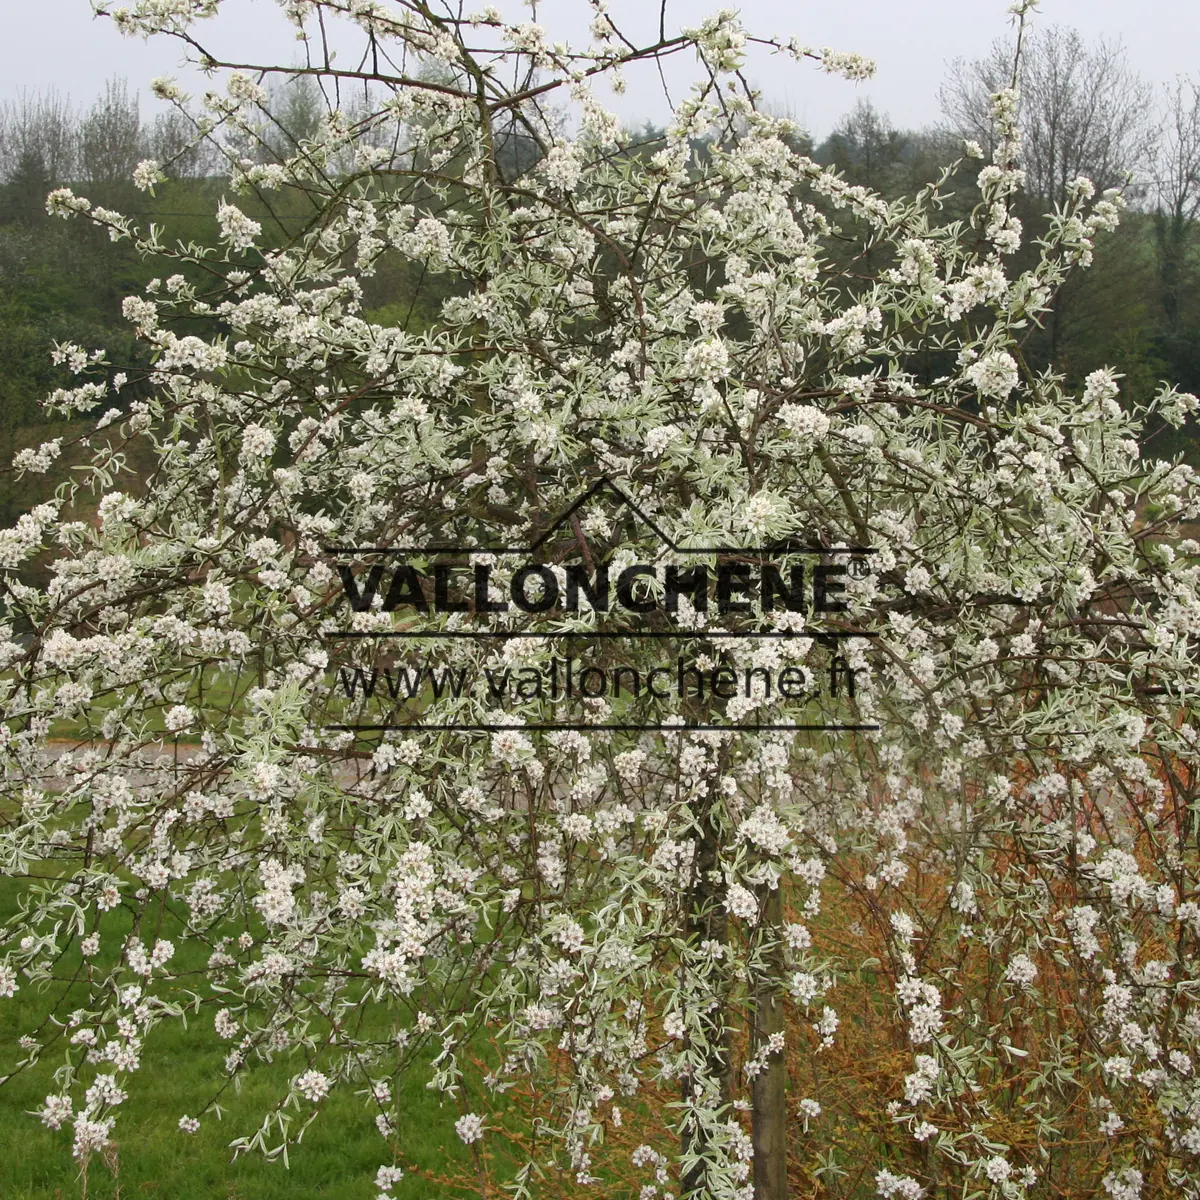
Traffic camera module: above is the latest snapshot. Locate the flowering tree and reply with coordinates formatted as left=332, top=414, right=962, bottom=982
left=3, top=2, right=1200, bottom=1198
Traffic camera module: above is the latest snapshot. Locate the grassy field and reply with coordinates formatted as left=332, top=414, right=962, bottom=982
left=0, top=625, right=481, bottom=1196
left=0, top=877, right=469, bottom=1200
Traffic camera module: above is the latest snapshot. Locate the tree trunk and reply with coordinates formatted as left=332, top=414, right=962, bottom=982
left=680, top=793, right=732, bottom=1200
left=751, top=884, right=788, bottom=1200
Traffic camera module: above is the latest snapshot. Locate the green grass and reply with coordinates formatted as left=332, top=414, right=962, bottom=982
left=0, top=637, right=504, bottom=1197
left=0, top=1021, right=461, bottom=1199
left=0, top=881, right=470, bottom=1200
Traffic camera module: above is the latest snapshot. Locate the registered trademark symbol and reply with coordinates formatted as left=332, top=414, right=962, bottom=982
left=848, top=556, right=870, bottom=579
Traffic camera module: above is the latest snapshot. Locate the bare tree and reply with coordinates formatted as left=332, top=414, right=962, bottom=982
left=941, top=25, right=1154, bottom=206
left=1152, top=76, right=1200, bottom=332
left=819, top=98, right=904, bottom=188
left=264, top=74, right=325, bottom=161
left=941, top=25, right=1155, bottom=365
left=78, top=78, right=142, bottom=185
left=147, top=107, right=219, bottom=179
left=0, top=89, right=78, bottom=184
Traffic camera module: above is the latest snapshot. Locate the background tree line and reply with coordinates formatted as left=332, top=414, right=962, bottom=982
left=0, top=71, right=401, bottom=526
left=818, top=26, right=1200, bottom=463
left=2, top=23, right=1200, bottom=527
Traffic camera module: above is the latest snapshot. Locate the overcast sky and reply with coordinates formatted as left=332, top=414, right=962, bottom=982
left=3, top=0, right=1198, bottom=137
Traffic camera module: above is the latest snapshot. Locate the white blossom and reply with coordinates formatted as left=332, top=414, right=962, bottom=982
left=216, top=203, right=262, bottom=253
left=456, top=1112, right=485, bottom=1144
left=1004, top=953, right=1038, bottom=988
left=295, top=1070, right=331, bottom=1103
left=965, top=350, right=1020, bottom=399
